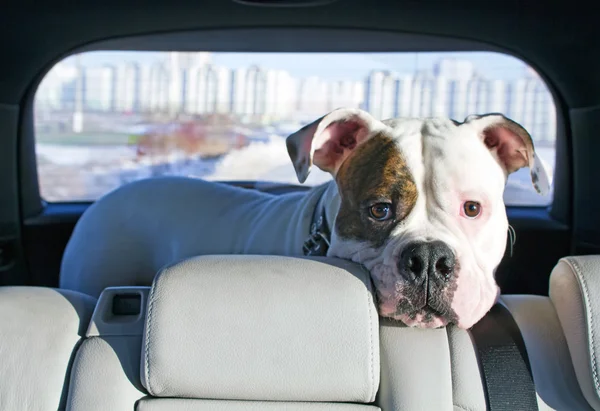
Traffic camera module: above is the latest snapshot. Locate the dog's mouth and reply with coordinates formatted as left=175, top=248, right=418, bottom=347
left=375, top=282, right=459, bottom=329
left=369, top=254, right=501, bottom=329
left=392, top=303, right=455, bottom=328
left=368, top=258, right=461, bottom=328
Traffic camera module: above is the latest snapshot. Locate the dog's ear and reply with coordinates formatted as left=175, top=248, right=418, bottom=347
left=464, top=113, right=551, bottom=195
left=286, top=108, right=385, bottom=183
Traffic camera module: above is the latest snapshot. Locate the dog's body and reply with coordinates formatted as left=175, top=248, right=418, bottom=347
left=165, top=177, right=339, bottom=256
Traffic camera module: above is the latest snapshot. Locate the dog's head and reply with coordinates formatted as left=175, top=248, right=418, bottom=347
left=286, top=108, right=550, bottom=329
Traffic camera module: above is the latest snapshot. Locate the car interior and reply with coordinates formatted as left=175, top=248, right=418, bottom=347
left=0, top=1, right=599, bottom=410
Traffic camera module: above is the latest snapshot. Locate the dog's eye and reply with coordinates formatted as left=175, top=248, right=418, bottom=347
left=463, top=201, right=482, bottom=218
left=369, top=203, right=393, bottom=221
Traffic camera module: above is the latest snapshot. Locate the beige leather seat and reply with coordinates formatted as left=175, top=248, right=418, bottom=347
left=0, top=287, right=96, bottom=411
left=59, top=254, right=595, bottom=411
left=549, top=256, right=600, bottom=411
left=66, top=255, right=381, bottom=410
left=2, top=253, right=597, bottom=410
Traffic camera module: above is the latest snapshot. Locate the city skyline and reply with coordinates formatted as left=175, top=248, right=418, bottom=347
left=61, top=51, right=533, bottom=82
left=35, top=51, right=556, bottom=143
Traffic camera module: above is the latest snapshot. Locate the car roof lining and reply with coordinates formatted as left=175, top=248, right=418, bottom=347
left=81, top=27, right=504, bottom=53
left=4, top=0, right=595, bottom=108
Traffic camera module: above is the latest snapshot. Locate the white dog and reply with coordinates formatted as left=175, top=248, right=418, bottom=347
left=61, top=107, right=550, bottom=329
left=284, top=108, right=550, bottom=328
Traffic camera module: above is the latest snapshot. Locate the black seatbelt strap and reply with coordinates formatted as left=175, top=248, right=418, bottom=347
left=469, top=303, right=539, bottom=411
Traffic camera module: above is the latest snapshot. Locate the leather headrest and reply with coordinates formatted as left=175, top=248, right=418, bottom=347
left=140, top=255, right=380, bottom=403
left=550, top=255, right=600, bottom=410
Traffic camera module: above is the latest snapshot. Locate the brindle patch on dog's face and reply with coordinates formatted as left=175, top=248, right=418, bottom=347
left=334, top=133, right=418, bottom=249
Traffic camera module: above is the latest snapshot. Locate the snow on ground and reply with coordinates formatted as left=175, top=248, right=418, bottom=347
left=205, top=135, right=332, bottom=185
left=36, top=139, right=556, bottom=205
left=36, top=144, right=136, bottom=166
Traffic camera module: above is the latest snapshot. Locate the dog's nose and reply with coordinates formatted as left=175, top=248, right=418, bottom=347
left=398, top=241, right=455, bottom=282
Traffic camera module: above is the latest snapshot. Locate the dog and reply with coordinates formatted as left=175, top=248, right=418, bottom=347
left=61, top=108, right=550, bottom=330
left=284, top=108, right=550, bottom=329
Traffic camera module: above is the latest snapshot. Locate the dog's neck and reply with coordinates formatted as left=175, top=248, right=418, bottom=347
left=314, top=180, right=341, bottom=235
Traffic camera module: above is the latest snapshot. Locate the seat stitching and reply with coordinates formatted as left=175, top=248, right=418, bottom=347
left=363, top=265, right=376, bottom=402
left=566, top=257, right=600, bottom=395
left=144, top=274, right=159, bottom=396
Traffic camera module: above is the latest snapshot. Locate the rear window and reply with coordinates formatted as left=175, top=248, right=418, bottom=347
left=34, top=51, right=556, bottom=205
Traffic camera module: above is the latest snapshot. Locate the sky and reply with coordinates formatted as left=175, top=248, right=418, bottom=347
left=61, top=50, right=532, bottom=81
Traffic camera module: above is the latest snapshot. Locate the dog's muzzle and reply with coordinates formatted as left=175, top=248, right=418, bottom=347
left=396, top=240, right=456, bottom=311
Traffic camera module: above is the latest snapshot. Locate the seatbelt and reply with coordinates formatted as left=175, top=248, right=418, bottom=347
left=469, top=303, right=539, bottom=411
